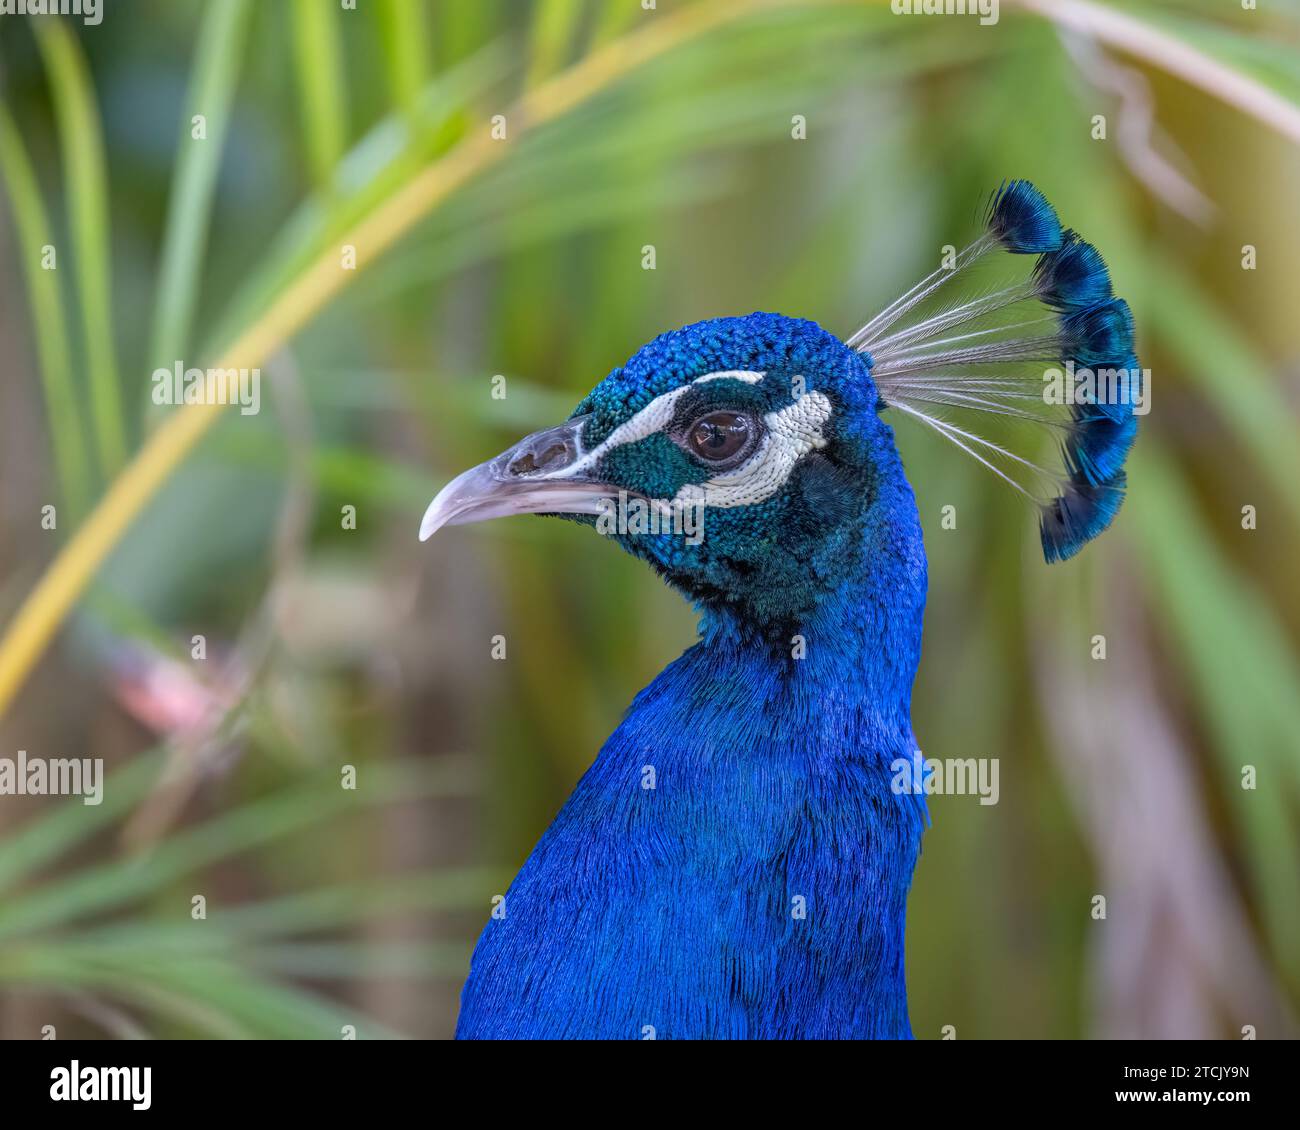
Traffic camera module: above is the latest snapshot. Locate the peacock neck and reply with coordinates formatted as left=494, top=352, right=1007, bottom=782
left=652, top=473, right=928, bottom=1037
left=693, top=469, right=928, bottom=756
left=457, top=473, right=930, bottom=1039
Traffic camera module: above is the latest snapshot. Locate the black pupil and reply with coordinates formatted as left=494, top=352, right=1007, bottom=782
left=689, top=412, right=749, bottom=461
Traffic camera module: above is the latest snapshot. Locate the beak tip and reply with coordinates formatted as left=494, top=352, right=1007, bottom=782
left=418, top=500, right=447, bottom=543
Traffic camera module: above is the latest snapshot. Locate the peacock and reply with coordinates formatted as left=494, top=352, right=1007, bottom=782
left=420, top=182, right=1140, bottom=1039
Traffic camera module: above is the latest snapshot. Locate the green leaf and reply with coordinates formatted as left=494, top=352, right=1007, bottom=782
left=291, top=0, right=349, bottom=192
left=0, top=758, right=476, bottom=942
left=203, top=40, right=510, bottom=358
left=34, top=20, right=127, bottom=478
left=148, top=0, right=254, bottom=379
left=0, top=104, right=90, bottom=521
left=376, top=0, right=433, bottom=115
left=527, top=0, right=587, bottom=88
left=0, top=749, right=167, bottom=896
left=75, top=868, right=505, bottom=943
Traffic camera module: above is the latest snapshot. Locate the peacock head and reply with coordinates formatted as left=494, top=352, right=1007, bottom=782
left=420, top=313, right=912, bottom=622
left=421, top=182, right=1140, bottom=621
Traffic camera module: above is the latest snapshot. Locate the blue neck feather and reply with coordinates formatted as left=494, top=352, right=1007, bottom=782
left=457, top=437, right=929, bottom=1039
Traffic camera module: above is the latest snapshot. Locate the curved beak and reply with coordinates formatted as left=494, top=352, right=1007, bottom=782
left=419, top=414, right=620, bottom=541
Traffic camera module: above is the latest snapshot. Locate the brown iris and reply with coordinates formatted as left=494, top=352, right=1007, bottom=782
left=686, top=411, right=751, bottom=462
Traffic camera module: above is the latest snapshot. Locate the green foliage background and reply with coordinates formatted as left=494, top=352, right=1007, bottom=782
left=0, top=0, right=1296, bottom=1039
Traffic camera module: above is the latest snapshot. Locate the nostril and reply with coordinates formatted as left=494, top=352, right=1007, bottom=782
left=509, top=442, right=570, bottom=476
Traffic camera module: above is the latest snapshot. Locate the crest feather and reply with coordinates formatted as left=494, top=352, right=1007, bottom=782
left=849, top=182, right=1141, bottom=563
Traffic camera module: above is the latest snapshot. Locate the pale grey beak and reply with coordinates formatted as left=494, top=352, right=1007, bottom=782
left=419, top=414, right=620, bottom=541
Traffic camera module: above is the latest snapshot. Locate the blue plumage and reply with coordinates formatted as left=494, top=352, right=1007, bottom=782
left=1054, top=291, right=1138, bottom=552
left=1068, top=411, right=1138, bottom=486
left=1061, top=298, right=1135, bottom=368
left=1034, top=230, right=1113, bottom=312
left=421, top=182, right=1137, bottom=1038
left=986, top=179, right=1063, bottom=253
left=1040, top=472, right=1128, bottom=564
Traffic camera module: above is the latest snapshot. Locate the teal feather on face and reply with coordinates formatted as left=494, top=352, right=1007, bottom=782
left=422, top=181, right=1136, bottom=1038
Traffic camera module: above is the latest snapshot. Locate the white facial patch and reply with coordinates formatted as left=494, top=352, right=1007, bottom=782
left=551, top=370, right=765, bottom=480
left=674, top=392, right=832, bottom=510
left=550, top=369, right=828, bottom=514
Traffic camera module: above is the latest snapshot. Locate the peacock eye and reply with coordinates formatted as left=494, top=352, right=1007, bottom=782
left=685, top=411, right=752, bottom=463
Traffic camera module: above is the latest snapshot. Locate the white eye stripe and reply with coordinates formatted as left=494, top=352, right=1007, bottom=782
left=557, top=369, right=829, bottom=510
left=692, top=370, right=765, bottom=386
left=552, top=370, right=765, bottom=479
left=673, top=392, right=832, bottom=510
